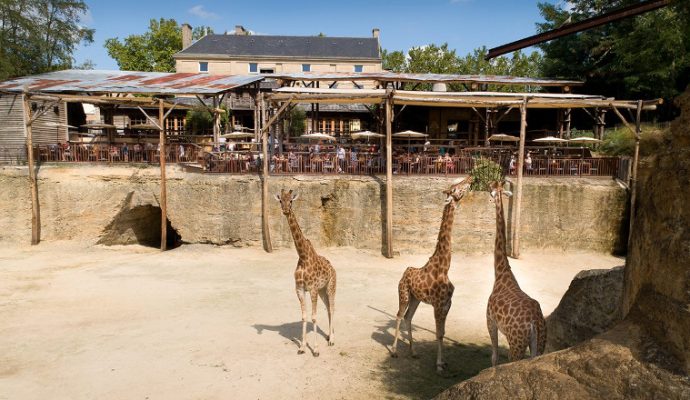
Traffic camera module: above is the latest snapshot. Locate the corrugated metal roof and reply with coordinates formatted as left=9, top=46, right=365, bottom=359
left=0, top=69, right=264, bottom=95
left=267, top=72, right=582, bottom=87
left=175, top=34, right=380, bottom=60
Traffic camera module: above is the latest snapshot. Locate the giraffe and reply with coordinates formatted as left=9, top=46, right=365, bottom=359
left=486, top=180, right=546, bottom=366
left=391, top=176, right=473, bottom=372
left=275, top=189, right=336, bottom=356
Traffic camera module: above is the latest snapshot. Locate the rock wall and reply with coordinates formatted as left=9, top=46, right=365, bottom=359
left=623, top=88, right=690, bottom=373
left=0, top=165, right=627, bottom=254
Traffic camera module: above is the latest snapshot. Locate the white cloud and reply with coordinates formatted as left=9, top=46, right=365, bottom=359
left=188, top=5, right=219, bottom=20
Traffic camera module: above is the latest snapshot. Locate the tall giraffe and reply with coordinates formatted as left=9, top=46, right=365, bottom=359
left=391, top=176, right=473, bottom=372
left=486, top=180, right=546, bottom=366
left=276, top=189, right=336, bottom=356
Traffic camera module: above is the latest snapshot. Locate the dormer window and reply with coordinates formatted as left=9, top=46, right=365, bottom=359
left=198, top=61, right=209, bottom=73
left=302, top=64, right=311, bottom=72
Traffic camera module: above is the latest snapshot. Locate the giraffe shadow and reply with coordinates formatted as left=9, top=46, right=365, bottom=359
left=252, top=321, right=329, bottom=348
left=368, top=305, right=510, bottom=399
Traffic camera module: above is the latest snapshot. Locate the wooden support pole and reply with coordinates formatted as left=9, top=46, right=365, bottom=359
left=158, top=99, right=168, bottom=251
left=384, top=92, right=394, bottom=258
left=628, top=100, right=643, bottom=250
left=510, top=98, right=528, bottom=259
left=212, top=96, right=220, bottom=144
left=23, top=93, right=40, bottom=245
left=260, top=93, right=273, bottom=253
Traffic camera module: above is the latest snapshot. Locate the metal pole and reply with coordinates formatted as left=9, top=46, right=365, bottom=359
left=159, top=99, right=168, bottom=251
left=510, top=98, right=528, bottom=258
left=23, top=93, right=40, bottom=245
left=384, top=92, right=394, bottom=258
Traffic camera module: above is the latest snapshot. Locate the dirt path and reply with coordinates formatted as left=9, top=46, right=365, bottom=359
left=0, top=242, right=622, bottom=399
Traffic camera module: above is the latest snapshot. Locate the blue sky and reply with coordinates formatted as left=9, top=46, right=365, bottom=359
left=74, top=0, right=563, bottom=70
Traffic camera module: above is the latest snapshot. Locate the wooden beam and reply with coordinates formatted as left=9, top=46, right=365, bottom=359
left=494, top=106, right=514, bottom=124
left=136, top=106, right=162, bottom=130
left=510, top=98, right=528, bottom=259
left=260, top=92, right=273, bottom=253
left=23, top=94, right=40, bottom=245
left=392, top=104, right=407, bottom=122
left=261, top=97, right=294, bottom=134
left=384, top=91, right=394, bottom=258
left=159, top=99, right=168, bottom=251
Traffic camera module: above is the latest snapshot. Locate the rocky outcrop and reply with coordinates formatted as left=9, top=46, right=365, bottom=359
left=546, top=266, right=624, bottom=352
left=436, top=322, right=690, bottom=400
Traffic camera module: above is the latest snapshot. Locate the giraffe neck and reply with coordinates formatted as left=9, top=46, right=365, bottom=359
left=429, top=201, right=456, bottom=272
left=493, top=195, right=515, bottom=282
left=286, top=210, right=313, bottom=259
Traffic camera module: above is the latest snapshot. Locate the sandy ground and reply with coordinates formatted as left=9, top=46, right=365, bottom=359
left=0, top=242, right=623, bottom=400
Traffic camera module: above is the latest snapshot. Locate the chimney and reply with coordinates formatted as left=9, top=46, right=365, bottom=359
left=372, top=28, right=380, bottom=39
left=182, top=23, right=192, bottom=49
left=235, top=25, right=248, bottom=35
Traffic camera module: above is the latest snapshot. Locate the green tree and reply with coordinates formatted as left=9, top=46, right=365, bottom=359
left=381, top=49, right=406, bottom=72
left=105, top=18, right=182, bottom=72
left=192, top=25, right=214, bottom=40
left=537, top=0, right=690, bottom=102
left=0, top=0, right=94, bottom=79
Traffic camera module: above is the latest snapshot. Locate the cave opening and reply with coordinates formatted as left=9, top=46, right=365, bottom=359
left=98, top=205, right=182, bottom=249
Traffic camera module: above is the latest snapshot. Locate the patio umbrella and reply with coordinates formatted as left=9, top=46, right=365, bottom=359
left=533, top=136, right=567, bottom=143
left=488, top=134, right=520, bottom=142
left=220, top=131, right=255, bottom=139
left=130, top=123, right=160, bottom=130
left=45, top=122, right=77, bottom=143
left=568, top=137, right=601, bottom=144
left=393, top=130, right=428, bottom=153
left=351, top=130, right=385, bottom=140
left=300, top=132, right=336, bottom=141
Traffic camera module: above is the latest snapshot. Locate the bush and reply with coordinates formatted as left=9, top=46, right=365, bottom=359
left=600, top=124, right=667, bottom=156
left=470, top=158, right=503, bottom=192
left=185, top=105, right=229, bottom=135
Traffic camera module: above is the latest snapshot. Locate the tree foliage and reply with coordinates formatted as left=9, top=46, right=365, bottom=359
left=0, top=0, right=94, bottom=80
left=382, top=43, right=543, bottom=92
left=537, top=0, right=690, bottom=102
left=105, top=18, right=182, bottom=72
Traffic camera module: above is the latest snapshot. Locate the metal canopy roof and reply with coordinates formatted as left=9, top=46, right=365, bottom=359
left=0, top=69, right=264, bottom=95
left=267, top=72, right=583, bottom=87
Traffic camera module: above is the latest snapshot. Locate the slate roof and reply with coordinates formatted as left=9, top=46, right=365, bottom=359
left=175, top=35, right=381, bottom=60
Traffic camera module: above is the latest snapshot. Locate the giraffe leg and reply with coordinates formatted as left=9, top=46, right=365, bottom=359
left=310, top=289, right=320, bottom=357
left=319, top=283, right=335, bottom=346
left=434, top=298, right=451, bottom=372
left=391, top=282, right=410, bottom=358
left=508, top=334, right=529, bottom=363
left=296, top=286, right=307, bottom=355
left=487, top=313, right=499, bottom=367
left=404, top=296, right=421, bottom=358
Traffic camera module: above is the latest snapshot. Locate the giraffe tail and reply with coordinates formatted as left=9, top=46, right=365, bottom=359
left=529, top=322, right=538, bottom=358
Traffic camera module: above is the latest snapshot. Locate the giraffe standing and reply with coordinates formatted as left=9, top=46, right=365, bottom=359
left=486, top=180, right=546, bottom=366
left=391, top=176, right=473, bottom=372
left=276, top=189, right=336, bottom=356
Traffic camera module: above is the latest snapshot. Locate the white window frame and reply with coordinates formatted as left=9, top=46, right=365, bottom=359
left=302, top=64, right=311, bottom=72
left=198, top=61, right=209, bottom=73
left=249, top=63, right=258, bottom=73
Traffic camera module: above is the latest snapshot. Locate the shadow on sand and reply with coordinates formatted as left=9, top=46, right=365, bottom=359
left=252, top=321, right=330, bottom=354
left=369, top=305, right=509, bottom=400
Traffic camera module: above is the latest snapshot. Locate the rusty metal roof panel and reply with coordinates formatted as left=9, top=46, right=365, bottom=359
left=267, top=72, right=583, bottom=87
left=0, top=69, right=264, bottom=95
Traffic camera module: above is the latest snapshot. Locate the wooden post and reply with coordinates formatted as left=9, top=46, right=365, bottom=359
left=260, top=93, right=273, bottom=252
left=212, top=96, right=220, bottom=144
left=510, top=98, right=528, bottom=259
left=565, top=108, right=572, bottom=139
left=384, top=92, right=394, bottom=258
left=23, top=94, right=40, bottom=245
left=484, top=108, right=490, bottom=146
left=159, top=99, right=168, bottom=251
left=628, top=100, right=643, bottom=250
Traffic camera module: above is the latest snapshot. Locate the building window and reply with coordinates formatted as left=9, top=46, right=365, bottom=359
left=354, top=65, right=363, bottom=73
left=260, top=68, right=274, bottom=74
left=198, top=61, right=209, bottom=73
left=249, top=63, right=258, bottom=73
left=302, top=64, right=311, bottom=72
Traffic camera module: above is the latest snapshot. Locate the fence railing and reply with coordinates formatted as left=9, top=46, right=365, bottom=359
left=27, top=143, right=202, bottom=164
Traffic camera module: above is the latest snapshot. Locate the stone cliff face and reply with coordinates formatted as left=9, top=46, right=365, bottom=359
left=0, top=168, right=626, bottom=255
left=436, top=88, right=690, bottom=399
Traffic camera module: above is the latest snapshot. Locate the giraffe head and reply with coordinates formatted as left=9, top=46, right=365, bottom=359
left=443, top=176, right=473, bottom=205
left=489, top=180, right=513, bottom=203
left=275, top=189, right=299, bottom=215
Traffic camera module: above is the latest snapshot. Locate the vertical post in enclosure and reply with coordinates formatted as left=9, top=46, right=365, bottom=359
left=23, top=93, right=40, bottom=245
left=159, top=99, right=168, bottom=251
left=260, top=92, right=273, bottom=252
left=628, top=100, right=643, bottom=250
left=384, top=92, right=394, bottom=258
left=510, top=98, right=527, bottom=259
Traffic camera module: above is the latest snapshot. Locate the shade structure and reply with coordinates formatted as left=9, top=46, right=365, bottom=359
left=488, top=133, right=520, bottom=142
left=392, top=130, right=428, bottom=138
left=533, top=136, right=567, bottom=143
left=568, top=136, right=602, bottom=143
left=81, top=122, right=116, bottom=129
left=300, top=132, right=336, bottom=141
left=220, top=131, right=255, bottom=139
left=130, top=123, right=160, bottom=130
left=351, top=130, right=385, bottom=140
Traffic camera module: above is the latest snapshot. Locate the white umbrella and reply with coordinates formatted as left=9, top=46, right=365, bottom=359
left=533, top=136, right=567, bottom=143
left=351, top=130, right=385, bottom=140
left=568, top=137, right=601, bottom=144
left=45, top=122, right=78, bottom=129
left=220, top=131, right=255, bottom=139
left=392, top=130, right=428, bottom=138
left=300, top=132, right=336, bottom=141
left=488, top=134, right=520, bottom=142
